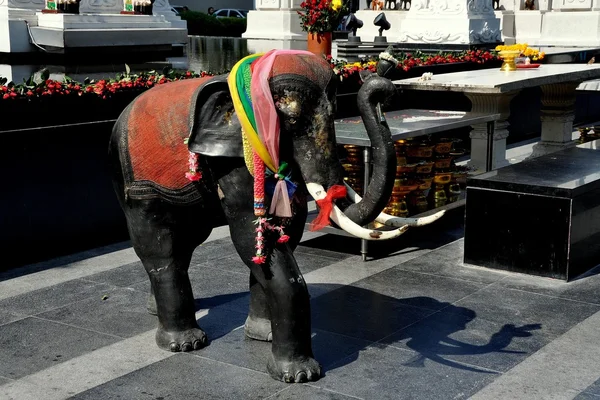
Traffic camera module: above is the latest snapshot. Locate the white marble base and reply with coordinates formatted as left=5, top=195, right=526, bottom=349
left=28, top=13, right=187, bottom=49
left=400, top=15, right=501, bottom=45
left=524, top=11, right=600, bottom=46
left=242, top=9, right=306, bottom=41
left=0, top=8, right=38, bottom=53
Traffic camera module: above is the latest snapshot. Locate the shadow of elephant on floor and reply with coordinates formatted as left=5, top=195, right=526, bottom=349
left=190, top=283, right=541, bottom=378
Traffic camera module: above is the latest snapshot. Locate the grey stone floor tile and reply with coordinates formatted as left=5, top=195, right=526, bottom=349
left=321, top=344, right=499, bottom=400
left=575, top=392, right=600, bottom=399
left=36, top=287, right=157, bottom=339
left=82, top=261, right=146, bottom=288
left=311, top=285, right=436, bottom=341
left=352, top=266, right=487, bottom=312
left=381, top=309, right=552, bottom=373
left=70, top=353, right=288, bottom=400
left=198, top=249, right=339, bottom=277
left=190, top=237, right=237, bottom=265
left=0, top=317, right=119, bottom=379
left=0, top=310, right=25, bottom=327
left=196, top=306, right=248, bottom=343
left=450, top=285, right=600, bottom=337
left=494, top=269, right=600, bottom=306
left=0, top=376, right=12, bottom=385
left=394, top=240, right=508, bottom=284
left=131, top=265, right=249, bottom=313
left=0, top=279, right=114, bottom=316
left=295, top=243, right=353, bottom=261
left=271, top=384, right=363, bottom=399
left=197, top=325, right=372, bottom=374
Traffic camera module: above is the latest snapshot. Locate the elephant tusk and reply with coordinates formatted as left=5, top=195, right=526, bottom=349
left=342, top=182, right=446, bottom=227
left=306, top=183, right=409, bottom=240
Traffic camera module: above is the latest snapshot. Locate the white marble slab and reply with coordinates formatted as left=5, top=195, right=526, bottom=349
left=393, top=64, right=600, bottom=94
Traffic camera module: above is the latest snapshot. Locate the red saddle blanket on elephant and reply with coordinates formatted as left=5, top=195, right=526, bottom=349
left=119, top=76, right=213, bottom=204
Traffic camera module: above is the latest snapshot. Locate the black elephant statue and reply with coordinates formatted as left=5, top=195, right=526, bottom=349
left=109, top=50, right=444, bottom=383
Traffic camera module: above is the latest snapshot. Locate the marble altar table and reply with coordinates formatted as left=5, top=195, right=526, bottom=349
left=393, top=64, right=600, bottom=172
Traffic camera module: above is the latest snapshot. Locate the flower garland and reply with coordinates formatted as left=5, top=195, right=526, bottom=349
left=495, top=43, right=545, bottom=61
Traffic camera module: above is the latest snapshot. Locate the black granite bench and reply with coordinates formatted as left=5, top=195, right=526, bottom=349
left=463, top=142, right=600, bottom=281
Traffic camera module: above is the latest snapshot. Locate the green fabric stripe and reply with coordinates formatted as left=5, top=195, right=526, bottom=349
left=235, top=55, right=261, bottom=132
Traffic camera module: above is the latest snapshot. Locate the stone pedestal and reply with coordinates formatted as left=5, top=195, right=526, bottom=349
left=465, top=144, right=600, bottom=281
left=466, top=91, right=518, bottom=172
left=243, top=0, right=306, bottom=41
left=29, top=12, right=187, bottom=49
left=399, top=0, right=502, bottom=46
left=529, top=82, right=579, bottom=158
left=1, top=0, right=186, bottom=54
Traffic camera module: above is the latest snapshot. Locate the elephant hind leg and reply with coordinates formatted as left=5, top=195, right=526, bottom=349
left=124, top=198, right=212, bottom=352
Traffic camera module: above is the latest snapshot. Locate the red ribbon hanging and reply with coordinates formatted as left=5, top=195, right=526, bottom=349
left=309, top=185, right=347, bottom=232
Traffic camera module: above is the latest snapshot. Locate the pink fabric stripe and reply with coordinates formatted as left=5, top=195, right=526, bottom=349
left=250, top=49, right=313, bottom=169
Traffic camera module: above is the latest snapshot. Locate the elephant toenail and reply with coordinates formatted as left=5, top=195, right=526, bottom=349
left=193, top=340, right=202, bottom=350
left=169, top=342, right=180, bottom=352
left=295, top=372, right=307, bottom=383
left=200, top=335, right=208, bottom=345
left=283, top=372, right=294, bottom=383
left=181, top=342, right=192, bottom=352
left=266, top=332, right=273, bottom=342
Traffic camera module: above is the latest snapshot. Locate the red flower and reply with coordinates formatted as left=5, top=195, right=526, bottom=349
left=2, top=93, right=9, bottom=100
left=277, top=235, right=290, bottom=244
left=252, top=255, right=266, bottom=264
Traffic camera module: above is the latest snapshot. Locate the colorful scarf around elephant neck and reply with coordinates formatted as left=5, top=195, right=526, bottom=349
left=228, top=49, right=313, bottom=264
left=228, top=49, right=313, bottom=218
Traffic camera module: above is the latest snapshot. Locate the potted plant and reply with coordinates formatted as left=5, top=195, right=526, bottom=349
left=298, top=0, right=348, bottom=57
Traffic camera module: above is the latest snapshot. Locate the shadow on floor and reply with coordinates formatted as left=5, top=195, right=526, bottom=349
left=191, top=283, right=542, bottom=377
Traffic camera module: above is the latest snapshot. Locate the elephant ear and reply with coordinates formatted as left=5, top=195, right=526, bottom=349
left=188, top=74, right=243, bottom=158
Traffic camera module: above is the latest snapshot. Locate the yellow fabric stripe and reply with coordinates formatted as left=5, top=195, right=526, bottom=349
left=227, top=53, right=277, bottom=173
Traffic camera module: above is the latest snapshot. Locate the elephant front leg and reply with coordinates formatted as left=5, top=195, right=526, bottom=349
left=263, top=249, right=321, bottom=383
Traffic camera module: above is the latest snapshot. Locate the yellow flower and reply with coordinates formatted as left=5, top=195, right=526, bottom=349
left=332, top=0, right=342, bottom=11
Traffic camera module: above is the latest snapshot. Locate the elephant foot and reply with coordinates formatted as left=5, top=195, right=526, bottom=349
left=156, top=326, right=208, bottom=352
left=244, top=316, right=272, bottom=342
left=146, top=294, right=157, bottom=316
left=267, top=353, right=322, bottom=383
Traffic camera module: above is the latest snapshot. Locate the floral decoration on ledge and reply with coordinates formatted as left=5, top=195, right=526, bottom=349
left=0, top=68, right=214, bottom=101
left=495, top=43, right=545, bottom=62
left=0, top=50, right=502, bottom=102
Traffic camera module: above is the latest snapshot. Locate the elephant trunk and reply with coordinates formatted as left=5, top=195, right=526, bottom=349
left=338, top=75, right=397, bottom=226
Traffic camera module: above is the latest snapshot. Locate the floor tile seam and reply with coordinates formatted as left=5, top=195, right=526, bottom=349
left=371, top=307, right=441, bottom=346
left=18, top=283, right=134, bottom=320
left=188, top=353, right=274, bottom=377
left=485, top=278, right=600, bottom=307
left=293, top=250, right=352, bottom=262
left=372, top=340, right=505, bottom=375
left=312, top=328, right=377, bottom=346
left=193, top=263, right=249, bottom=276
left=30, top=315, right=126, bottom=340
left=389, top=264, right=506, bottom=286
left=262, top=386, right=294, bottom=399
left=304, top=383, right=366, bottom=399
left=78, top=276, right=149, bottom=288
left=0, top=315, right=29, bottom=328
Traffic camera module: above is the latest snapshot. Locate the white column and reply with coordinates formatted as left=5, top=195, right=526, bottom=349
left=243, top=0, right=307, bottom=41
left=466, top=91, right=519, bottom=172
